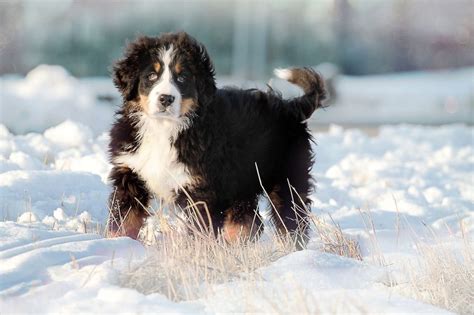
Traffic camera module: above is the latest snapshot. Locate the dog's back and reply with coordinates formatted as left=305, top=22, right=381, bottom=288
left=175, top=67, right=326, bottom=220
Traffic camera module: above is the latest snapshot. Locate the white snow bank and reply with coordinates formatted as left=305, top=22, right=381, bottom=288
left=44, top=120, right=94, bottom=148
left=0, top=119, right=110, bottom=176
left=0, top=120, right=111, bottom=225
left=310, top=124, right=473, bottom=271
left=0, top=222, right=145, bottom=298
left=0, top=170, right=109, bottom=222
left=205, top=250, right=448, bottom=314
left=0, top=223, right=203, bottom=314
left=315, top=68, right=474, bottom=125
left=312, top=124, right=473, bottom=230
left=0, top=65, right=117, bottom=135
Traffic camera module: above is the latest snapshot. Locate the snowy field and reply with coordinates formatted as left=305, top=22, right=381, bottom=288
left=0, top=66, right=473, bottom=313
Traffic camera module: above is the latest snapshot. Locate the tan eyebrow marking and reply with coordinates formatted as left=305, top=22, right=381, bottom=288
left=174, top=62, right=182, bottom=74
left=153, top=63, right=161, bottom=73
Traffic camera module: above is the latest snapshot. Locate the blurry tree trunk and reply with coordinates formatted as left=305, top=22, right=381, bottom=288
left=0, top=2, right=24, bottom=74
left=232, top=0, right=268, bottom=80
left=334, top=0, right=353, bottom=74
left=232, top=0, right=250, bottom=79
left=250, top=0, right=268, bottom=80
left=392, top=0, right=413, bottom=71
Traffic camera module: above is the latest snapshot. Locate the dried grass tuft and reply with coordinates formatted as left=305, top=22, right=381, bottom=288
left=397, top=240, right=474, bottom=315
left=118, top=193, right=364, bottom=302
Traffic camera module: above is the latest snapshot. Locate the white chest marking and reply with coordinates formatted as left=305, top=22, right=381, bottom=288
left=114, top=115, right=192, bottom=203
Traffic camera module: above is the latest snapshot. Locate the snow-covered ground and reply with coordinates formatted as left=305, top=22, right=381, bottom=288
left=0, top=66, right=472, bottom=313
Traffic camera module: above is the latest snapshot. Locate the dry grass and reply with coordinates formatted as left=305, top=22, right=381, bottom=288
left=122, top=227, right=294, bottom=301
left=117, top=195, right=363, bottom=303
left=119, top=207, right=367, bottom=314
left=395, top=236, right=474, bottom=314
left=356, top=204, right=474, bottom=314
left=309, top=213, right=363, bottom=261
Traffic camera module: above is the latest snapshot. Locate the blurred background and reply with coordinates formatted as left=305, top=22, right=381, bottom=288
left=0, top=0, right=473, bottom=133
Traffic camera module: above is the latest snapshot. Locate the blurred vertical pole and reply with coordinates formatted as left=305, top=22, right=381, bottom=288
left=334, top=0, right=352, bottom=74
left=393, top=0, right=413, bottom=71
left=0, top=1, right=24, bottom=74
left=232, top=0, right=250, bottom=79
left=250, top=0, right=268, bottom=80
left=232, top=0, right=268, bottom=80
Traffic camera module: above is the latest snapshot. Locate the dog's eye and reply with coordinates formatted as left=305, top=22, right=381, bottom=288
left=176, top=75, right=185, bottom=83
left=147, top=72, right=158, bottom=81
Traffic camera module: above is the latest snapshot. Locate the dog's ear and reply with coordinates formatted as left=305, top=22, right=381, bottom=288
left=195, top=42, right=216, bottom=104
left=112, top=36, right=153, bottom=101
left=177, top=32, right=216, bottom=104
left=113, top=56, right=139, bottom=101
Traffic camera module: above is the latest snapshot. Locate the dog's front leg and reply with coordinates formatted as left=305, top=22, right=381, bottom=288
left=107, top=166, right=151, bottom=239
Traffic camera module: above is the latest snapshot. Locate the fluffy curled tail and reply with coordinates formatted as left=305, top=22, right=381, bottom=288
left=274, top=67, right=327, bottom=120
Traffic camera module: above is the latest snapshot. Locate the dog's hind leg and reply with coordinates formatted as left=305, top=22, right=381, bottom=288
left=222, top=197, right=263, bottom=244
left=269, top=135, right=313, bottom=250
left=176, top=193, right=262, bottom=243
left=175, top=190, right=225, bottom=238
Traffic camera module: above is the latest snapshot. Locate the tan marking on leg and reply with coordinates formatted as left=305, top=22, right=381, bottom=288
left=223, top=209, right=260, bottom=243
left=108, top=208, right=145, bottom=239
left=223, top=219, right=251, bottom=243
left=180, top=97, right=197, bottom=115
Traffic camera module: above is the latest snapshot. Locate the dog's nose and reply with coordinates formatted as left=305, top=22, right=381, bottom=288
left=159, top=94, right=175, bottom=107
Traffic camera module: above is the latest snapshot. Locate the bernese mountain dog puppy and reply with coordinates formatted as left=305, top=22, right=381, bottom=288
left=107, top=32, right=326, bottom=248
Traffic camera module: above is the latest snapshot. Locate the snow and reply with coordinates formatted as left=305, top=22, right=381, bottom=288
left=0, top=65, right=472, bottom=313
left=0, top=119, right=111, bottom=223
left=315, top=68, right=474, bottom=125
left=315, top=124, right=473, bottom=232
left=0, top=65, right=116, bottom=135
left=204, top=251, right=447, bottom=314
left=0, top=222, right=146, bottom=305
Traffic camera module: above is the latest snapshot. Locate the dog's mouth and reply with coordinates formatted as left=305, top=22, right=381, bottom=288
left=158, top=108, right=172, bottom=114
left=149, top=109, right=181, bottom=122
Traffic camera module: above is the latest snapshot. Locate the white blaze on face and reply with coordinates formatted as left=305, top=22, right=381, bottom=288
left=147, top=45, right=182, bottom=118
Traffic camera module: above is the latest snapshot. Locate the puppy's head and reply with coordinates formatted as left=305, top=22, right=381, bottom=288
left=113, top=32, right=216, bottom=120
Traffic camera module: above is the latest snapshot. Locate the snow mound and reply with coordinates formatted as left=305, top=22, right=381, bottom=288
left=0, top=170, right=109, bottom=222
left=44, top=120, right=93, bottom=148
left=0, top=121, right=111, bottom=225
left=0, top=223, right=145, bottom=300
left=205, top=250, right=448, bottom=314
left=0, top=65, right=116, bottom=135
left=24, top=65, right=77, bottom=93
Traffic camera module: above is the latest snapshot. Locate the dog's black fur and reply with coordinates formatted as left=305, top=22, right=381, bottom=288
left=107, top=32, right=326, bottom=248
